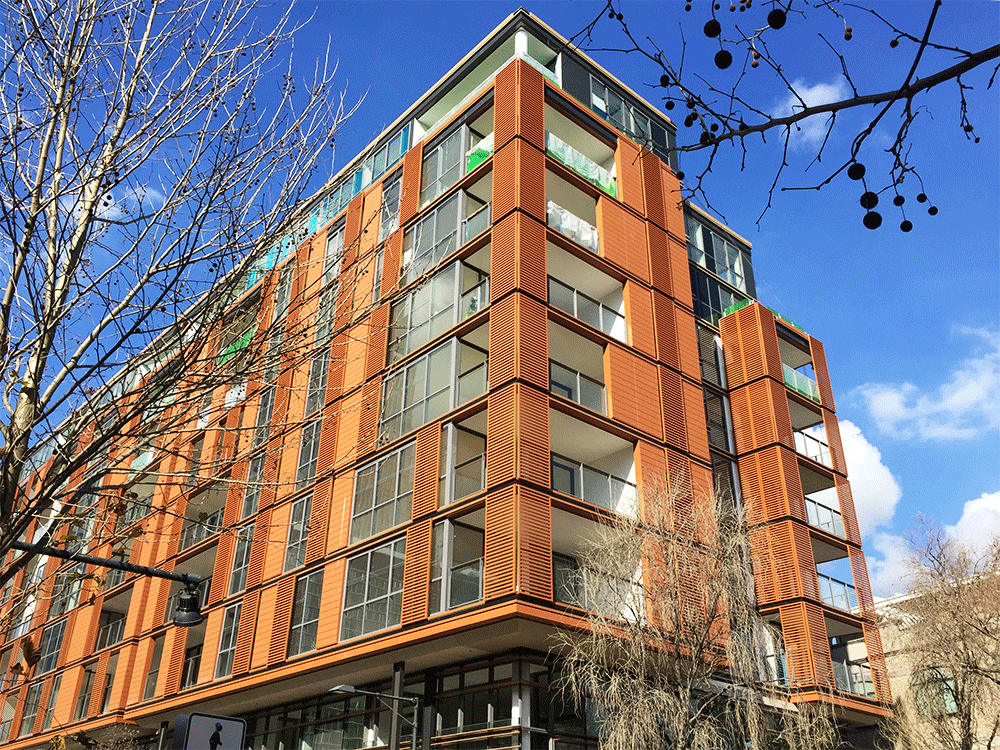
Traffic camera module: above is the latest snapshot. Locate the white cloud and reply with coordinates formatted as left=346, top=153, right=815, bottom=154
left=866, top=531, right=911, bottom=598
left=854, top=327, right=1000, bottom=441
left=945, top=490, right=1000, bottom=554
left=838, top=419, right=902, bottom=538
left=775, top=77, right=850, bottom=149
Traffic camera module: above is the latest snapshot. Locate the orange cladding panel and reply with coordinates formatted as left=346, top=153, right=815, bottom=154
left=267, top=576, right=296, bottom=666
left=359, top=181, right=382, bottom=259
left=210, top=534, right=234, bottom=606
left=490, top=212, right=518, bottom=301
left=399, top=145, right=423, bottom=227
left=342, top=194, right=364, bottom=269
left=519, top=487, right=552, bottom=599
left=484, top=487, right=516, bottom=600
left=490, top=212, right=546, bottom=301
left=518, top=294, right=549, bottom=389
left=486, top=386, right=517, bottom=487
left=624, top=281, right=656, bottom=358
left=251, top=584, right=278, bottom=671
left=597, top=197, right=650, bottom=282
left=316, top=559, right=344, bottom=648
left=401, top=519, right=433, bottom=625
left=365, top=304, right=390, bottom=382
left=660, top=163, right=685, bottom=241
left=641, top=150, right=665, bottom=228
left=615, top=137, right=644, bottom=215
left=492, top=139, right=545, bottom=224
left=606, top=344, right=663, bottom=440
left=863, top=622, right=892, bottom=703
left=648, top=223, right=673, bottom=299
left=356, top=379, right=381, bottom=458
left=805, top=602, right=835, bottom=688
left=779, top=602, right=815, bottom=688
left=327, top=472, right=355, bottom=552
left=518, top=384, right=551, bottom=488
left=675, top=305, right=701, bottom=380
left=683, top=379, right=711, bottom=462
left=653, top=292, right=680, bottom=370
left=380, top=229, right=403, bottom=299
left=493, top=58, right=545, bottom=152
left=488, top=294, right=517, bottom=389
left=809, top=337, right=836, bottom=411
left=823, top=411, right=848, bottom=475
left=849, top=547, right=876, bottom=619
left=634, top=441, right=668, bottom=499
left=413, top=423, right=441, bottom=518
left=246, top=508, right=271, bottom=590
left=305, top=477, right=331, bottom=564
left=836, top=477, right=862, bottom=545
left=232, top=590, right=259, bottom=676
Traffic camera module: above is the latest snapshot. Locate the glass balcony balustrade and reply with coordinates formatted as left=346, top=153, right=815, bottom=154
left=466, top=132, right=494, bottom=172
left=550, top=360, right=606, bottom=414
left=794, top=428, right=832, bottom=467
left=448, top=558, right=484, bottom=609
left=95, top=616, right=126, bottom=650
left=805, top=496, right=845, bottom=537
left=545, top=132, right=617, bottom=197
left=547, top=200, right=598, bottom=253
left=461, top=277, right=489, bottom=319
left=179, top=506, right=224, bottom=551
left=453, top=453, right=486, bottom=501
left=548, top=277, right=625, bottom=341
left=783, top=363, right=821, bottom=403
left=463, top=202, right=491, bottom=242
left=833, top=658, right=876, bottom=698
left=551, top=453, right=635, bottom=511
left=817, top=572, right=858, bottom=612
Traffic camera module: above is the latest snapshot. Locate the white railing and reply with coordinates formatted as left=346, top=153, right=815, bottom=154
left=546, top=131, right=617, bottom=197
left=550, top=360, right=606, bottom=414
left=548, top=277, right=625, bottom=341
left=547, top=200, right=598, bottom=253
left=551, top=453, right=636, bottom=512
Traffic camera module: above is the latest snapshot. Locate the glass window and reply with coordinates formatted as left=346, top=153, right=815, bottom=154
left=379, top=173, right=402, bottom=241
left=285, top=494, right=313, bottom=571
left=273, top=264, right=294, bottom=322
left=438, top=424, right=487, bottom=506
left=41, top=673, right=61, bottom=730
left=180, top=643, right=202, bottom=689
left=50, top=564, right=84, bottom=617
left=430, top=520, right=484, bottom=614
left=703, top=389, right=734, bottom=452
left=305, top=351, right=330, bottom=416
left=242, top=453, right=265, bottom=518
left=341, top=538, right=405, bottom=641
left=74, top=664, right=96, bottom=720
left=36, top=619, right=66, bottom=674
left=229, top=523, right=255, bottom=595
left=252, top=386, right=276, bottom=449
left=288, top=569, right=324, bottom=657
left=295, top=421, right=322, bottom=490
left=690, top=267, right=745, bottom=325
left=685, top=212, right=754, bottom=295
left=18, top=682, right=42, bottom=737
left=402, top=193, right=459, bottom=284
left=420, top=128, right=463, bottom=205
left=215, top=603, right=242, bottom=679
left=351, top=444, right=415, bottom=543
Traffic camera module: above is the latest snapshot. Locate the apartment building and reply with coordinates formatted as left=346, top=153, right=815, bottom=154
left=0, top=10, right=891, bottom=750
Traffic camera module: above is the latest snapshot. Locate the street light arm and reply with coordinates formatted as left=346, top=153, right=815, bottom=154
left=10, top=539, right=203, bottom=588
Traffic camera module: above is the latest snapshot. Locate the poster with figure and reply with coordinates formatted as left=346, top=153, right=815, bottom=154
left=173, top=713, right=247, bottom=750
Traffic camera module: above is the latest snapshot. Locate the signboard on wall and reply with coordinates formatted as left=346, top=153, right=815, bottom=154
left=173, top=713, right=247, bottom=750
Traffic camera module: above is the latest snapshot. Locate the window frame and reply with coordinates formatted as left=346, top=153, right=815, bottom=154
left=295, top=420, right=322, bottom=490
left=288, top=569, right=324, bottom=658
left=284, top=494, right=313, bottom=571
left=229, top=523, right=255, bottom=595
left=340, top=537, right=406, bottom=641
left=215, top=602, right=242, bottom=679
left=36, top=618, right=67, bottom=674
left=350, top=444, right=415, bottom=544
left=429, top=519, right=484, bottom=614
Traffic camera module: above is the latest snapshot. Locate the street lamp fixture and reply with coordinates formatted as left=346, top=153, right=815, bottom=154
left=330, top=684, right=420, bottom=750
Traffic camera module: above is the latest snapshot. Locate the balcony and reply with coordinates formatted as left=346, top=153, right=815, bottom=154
left=547, top=200, right=598, bottom=253
left=548, top=277, right=624, bottom=340
left=463, top=201, right=491, bottom=243
left=817, top=572, right=858, bottom=612
left=805, top=496, right=845, bottom=537
left=466, top=131, right=494, bottom=172
left=833, top=658, right=876, bottom=698
left=95, top=615, right=125, bottom=650
left=546, top=131, right=616, bottom=197
left=430, top=515, right=484, bottom=614
left=783, top=363, right=820, bottom=403
left=794, top=427, right=831, bottom=468
left=550, top=361, right=606, bottom=414
left=179, top=506, right=224, bottom=551
left=552, top=453, right=635, bottom=512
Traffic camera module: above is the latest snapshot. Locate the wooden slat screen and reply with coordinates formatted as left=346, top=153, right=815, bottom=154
left=624, top=282, right=656, bottom=358
left=380, top=229, right=403, bottom=299
left=484, top=487, right=516, bottom=600
left=356, top=378, right=381, bottom=459
left=197, top=607, right=224, bottom=684
left=490, top=212, right=517, bottom=302
left=516, top=212, right=547, bottom=301
left=487, top=294, right=517, bottom=389
left=398, top=145, right=423, bottom=227
left=823, top=411, right=848, bottom=475
left=653, top=292, right=680, bottom=370
left=792, top=521, right=820, bottom=601
left=837, top=477, right=862, bottom=545
left=849, top=547, right=876, bottom=619
left=640, top=149, right=665, bottom=228
left=209, top=533, right=234, bottom=606
left=596, top=197, right=649, bottom=282
left=634, top=441, right=668, bottom=507
left=251, top=585, right=278, bottom=671
left=401, top=519, right=433, bottom=625
left=486, top=386, right=517, bottom=488
left=161, top=629, right=185, bottom=697
left=648, top=228, right=674, bottom=305
left=262, top=502, right=291, bottom=584
left=809, top=336, right=836, bottom=411
left=675, top=305, right=701, bottom=381
left=606, top=344, right=664, bottom=440
left=365, top=304, right=390, bottom=382
left=518, top=384, right=551, bottom=488
left=305, top=477, right=332, bottom=564
left=342, top=194, right=364, bottom=269
left=518, top=294, right=549, bottom=389
left=232, top=590, right=259, bottom=676
left=246, top=508, right=271, bottom=590
left=519, top=487, right=553, bottom=599
left=659, top=162, right=685, bottom=242
left=517, top=59, right=546, bottom=150
left=863, top=622, right=893, bottom=703
left=267, top=576, right=296, bottom=666
left=805, top=602, right=835, bottom=688
left=683, top=379, right=711, bottom=462
left=316, top=559, right=345, bottom=649
left=615, top=137, right=644, bottom=216
left=779, top=602, right=815, bottom=688
left=413, top=423, right=441, bottom=518
left=493, top=63, right=517, bottom=151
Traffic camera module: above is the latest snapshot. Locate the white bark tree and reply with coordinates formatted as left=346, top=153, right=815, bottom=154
left=554, top=482, right=839, bottom=750
left=0, top=0, right=354, bottom=590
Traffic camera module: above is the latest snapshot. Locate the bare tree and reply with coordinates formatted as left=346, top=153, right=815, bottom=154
left=571, top=0, right=999, bottom=229
left=878, top=524, right=1000, bottom=750
left=553, top=481, right=840, bottom=750
left=0, top=0, right=356, bottom=590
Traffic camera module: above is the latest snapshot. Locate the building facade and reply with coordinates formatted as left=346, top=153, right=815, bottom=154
left=0, top=11, right=890, bottom=750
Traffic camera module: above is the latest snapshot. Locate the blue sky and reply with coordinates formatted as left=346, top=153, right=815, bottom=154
left=278, top=0, right=999, bottom=595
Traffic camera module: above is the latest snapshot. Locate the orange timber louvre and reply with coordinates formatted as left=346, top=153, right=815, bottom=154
left=0, top=10, right=889, bottom=750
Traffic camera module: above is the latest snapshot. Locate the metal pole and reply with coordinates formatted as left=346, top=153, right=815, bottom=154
left=11, top=539, right=202, bottom=587
left=389, top=662, right=405, bottom=750
left=411, top=696, right=419, bottom=750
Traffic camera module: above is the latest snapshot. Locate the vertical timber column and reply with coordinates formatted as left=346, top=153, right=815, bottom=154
left=485, top=57, right=553, bottom=602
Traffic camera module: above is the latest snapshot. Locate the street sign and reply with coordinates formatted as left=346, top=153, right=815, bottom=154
left=173, top=712, right=246, bottom=750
